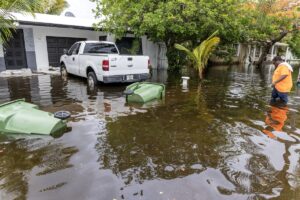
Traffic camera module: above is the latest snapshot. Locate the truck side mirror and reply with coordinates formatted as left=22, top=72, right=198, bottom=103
left=63, top=49, right=68, bottom=55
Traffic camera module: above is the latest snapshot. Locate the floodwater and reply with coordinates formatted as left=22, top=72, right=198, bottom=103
left=0, top=65, right=300, bottom=200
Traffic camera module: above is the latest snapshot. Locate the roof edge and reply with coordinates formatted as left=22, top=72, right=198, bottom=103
left=19, top=21, right=97, bottom=31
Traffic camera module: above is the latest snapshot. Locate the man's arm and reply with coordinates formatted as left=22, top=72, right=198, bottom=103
left=272, top=75, right=288, bottom=87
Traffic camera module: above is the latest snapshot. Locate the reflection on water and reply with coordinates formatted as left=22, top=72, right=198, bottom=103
left=263, top=104, right=288, bottom=138
left=0, top=65, right=300, bottom=199
left=0, top=138, right=78, bottom=200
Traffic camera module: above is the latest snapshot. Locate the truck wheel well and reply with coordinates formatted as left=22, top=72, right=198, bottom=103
left=86, top=67, right=94, bottom=76
left=60, top=62, right=65, bottom=67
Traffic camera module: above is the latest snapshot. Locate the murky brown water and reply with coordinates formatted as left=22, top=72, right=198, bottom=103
left=0, top=65, right=300, bottom=200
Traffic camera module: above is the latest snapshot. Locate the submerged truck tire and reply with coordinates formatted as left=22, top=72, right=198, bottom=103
left=87, top=71, right=97, bottom=88
left=61, top=63, right=68, bottom=77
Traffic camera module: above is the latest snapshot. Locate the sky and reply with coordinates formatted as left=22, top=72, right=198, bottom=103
left=63, top=0, right=97, bottom=19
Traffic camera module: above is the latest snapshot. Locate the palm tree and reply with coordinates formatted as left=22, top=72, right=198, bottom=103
left=0, top=9, right=15, bottom=45
left=175, top=31, right=220, bottom=80
left=38, top=0, right=69, bottom=15
left=0, top=0, right=38, bottom=44
left=0, top=0, right=68, bottom=44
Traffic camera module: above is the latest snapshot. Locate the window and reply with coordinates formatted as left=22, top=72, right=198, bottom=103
left=68, top=43, right=81, bottom=55
left=99, top=36, right=107, bottom=41
left=83, top=43, right=118, bottom=54
left=115, top=37, right=143, bottom=55
left=73, top=43, right=81, bottom=55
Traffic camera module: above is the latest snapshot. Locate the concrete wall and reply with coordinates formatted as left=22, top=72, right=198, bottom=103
left=106, top=33, right=115, bottom=42
left=23, top=28, right=37, bottom=71
left=142, top=36, right=159, bottom=69
left=0, top=44, right=5, bottom=72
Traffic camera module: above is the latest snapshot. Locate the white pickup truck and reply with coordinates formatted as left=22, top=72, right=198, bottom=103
left=60, top=41, right=150, bottom=86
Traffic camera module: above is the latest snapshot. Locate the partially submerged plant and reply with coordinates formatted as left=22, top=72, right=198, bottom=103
left=175, top=31, right=220, bottom=80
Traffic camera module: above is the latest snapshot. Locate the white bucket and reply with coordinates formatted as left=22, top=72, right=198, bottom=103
left=181, top=76, right=190, bottom=91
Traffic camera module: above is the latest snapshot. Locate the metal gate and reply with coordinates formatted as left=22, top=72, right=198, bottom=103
left=4, top=29, right=27, bottom=70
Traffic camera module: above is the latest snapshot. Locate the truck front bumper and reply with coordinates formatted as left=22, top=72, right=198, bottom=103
left=102, top=73, right=149, bottom=83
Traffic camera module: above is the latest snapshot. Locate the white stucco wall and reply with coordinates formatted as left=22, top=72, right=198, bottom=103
left=106, top=33, right=115, bottom=42
left=16, top=25, right=164, bottom=71
left=20, top=25, right=108, bottom=71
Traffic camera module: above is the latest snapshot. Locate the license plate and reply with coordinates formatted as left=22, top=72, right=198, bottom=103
left=126, top=75, right=134, bottom=80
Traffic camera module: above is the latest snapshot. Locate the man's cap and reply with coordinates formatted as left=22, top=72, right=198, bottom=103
left=272, top=56, right=283, bottom=62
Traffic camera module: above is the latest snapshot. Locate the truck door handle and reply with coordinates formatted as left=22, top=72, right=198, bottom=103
left=128, top=57, right=133, bottom=61
left=72, top=57, right=75, bottom=61
left=128, top=65, right=133, bottom=67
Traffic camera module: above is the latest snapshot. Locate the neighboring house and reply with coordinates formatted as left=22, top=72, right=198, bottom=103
left=210, top=43, right=298, bottom=65
left=245, top=42, right=297, bottom=63
left=0, top=12, right=168, bottom=73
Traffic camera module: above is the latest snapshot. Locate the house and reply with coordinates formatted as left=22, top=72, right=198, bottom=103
left=0, top=12, right=168, bottom=73
left=246, top=42, right=297, bottom=63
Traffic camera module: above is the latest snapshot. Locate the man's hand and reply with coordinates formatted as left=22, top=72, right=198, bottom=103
left=271, top=83, right=275, bottom=88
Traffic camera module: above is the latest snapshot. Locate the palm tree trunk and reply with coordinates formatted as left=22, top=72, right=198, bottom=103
left=198, top=68, right=203, bottom=80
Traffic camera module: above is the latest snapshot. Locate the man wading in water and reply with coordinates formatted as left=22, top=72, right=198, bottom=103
left=271, top=56, right=293, bottom=105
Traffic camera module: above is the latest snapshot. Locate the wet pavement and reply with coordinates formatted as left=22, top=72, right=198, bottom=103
left=0, top=65, right=299, bottom=200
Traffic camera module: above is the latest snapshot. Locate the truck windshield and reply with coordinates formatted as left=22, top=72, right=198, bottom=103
left=83, top=43, right=118, bottom=54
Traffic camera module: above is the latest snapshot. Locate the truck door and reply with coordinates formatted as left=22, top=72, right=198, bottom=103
left=66, top=43, right=81, bottom=75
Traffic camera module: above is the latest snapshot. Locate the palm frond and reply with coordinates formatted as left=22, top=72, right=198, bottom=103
left=3, top=0, right=38, bottom=13
left=47, top=0, right=69, bottom=15
left=174, top=30, right=220, bottom=79
left=174, top=43, right=197, bottom=64
left=206, top=30, right=219, bottom=41
left=0, top=0, right=50, bottom=44
left=200, top=37, right=220, bottom=68
left=0, top=9, right=16, bottom=45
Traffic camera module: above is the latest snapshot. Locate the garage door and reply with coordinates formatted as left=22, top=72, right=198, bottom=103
left=4, top=29, right=27, bottom=70
left=46, top=37, right=86, bottom=67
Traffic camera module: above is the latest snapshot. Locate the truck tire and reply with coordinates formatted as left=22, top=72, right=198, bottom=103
left=87, top=71, right=98, bottom=88
left=61, top=64, right=68, bottom=77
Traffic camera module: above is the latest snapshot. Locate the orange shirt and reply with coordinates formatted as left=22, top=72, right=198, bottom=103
left=272, top=63, right=293, bottom=93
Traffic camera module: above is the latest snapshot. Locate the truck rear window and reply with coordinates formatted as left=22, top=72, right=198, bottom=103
left=83, top=43, right=118, bottom=54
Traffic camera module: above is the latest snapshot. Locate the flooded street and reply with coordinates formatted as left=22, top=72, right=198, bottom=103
left=0, top=65, right=300, bottom=200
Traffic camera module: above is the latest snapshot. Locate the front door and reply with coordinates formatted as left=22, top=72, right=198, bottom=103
left=4, top=29, right=27, bottom=70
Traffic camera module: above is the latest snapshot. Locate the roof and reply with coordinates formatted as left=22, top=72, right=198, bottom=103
left=274, top=42, right=289, bottom=47
left=11, top=12, right=100, bottom=30
left=84, top=41, right=115, bottom=44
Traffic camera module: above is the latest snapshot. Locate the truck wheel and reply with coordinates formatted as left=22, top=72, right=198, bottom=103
left=87, top=71, right=98, bottom=88
left=61, top=64, right=68, bottom=77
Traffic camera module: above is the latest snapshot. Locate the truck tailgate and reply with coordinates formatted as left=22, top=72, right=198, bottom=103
left=107, top=55, right=149, bottom=75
